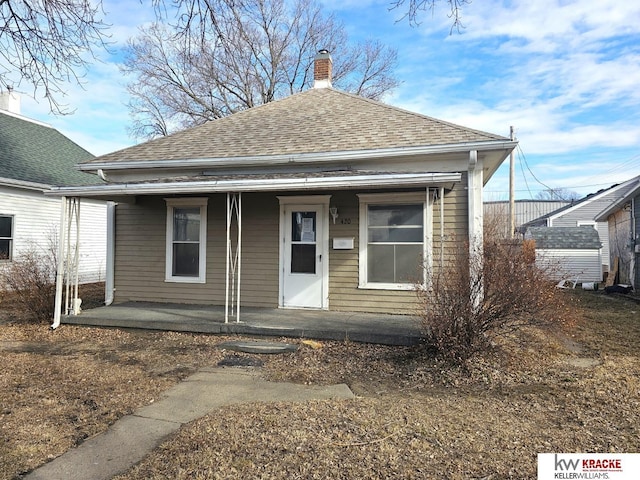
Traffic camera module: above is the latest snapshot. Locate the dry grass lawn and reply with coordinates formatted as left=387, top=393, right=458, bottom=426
left=1, top=288, right=639, bottom=479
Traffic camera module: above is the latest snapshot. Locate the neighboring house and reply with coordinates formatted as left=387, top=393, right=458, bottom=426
left=0, top=91, right=107, bottom=284
left=525, top=226, right=603, bottom=282
left=50, top=52, right=516, bottom=326
left=594, top=176, right=640, bottom=289
left=484, top=200, right=570, bottom=237
left=521, top=176, right=640, bottom=280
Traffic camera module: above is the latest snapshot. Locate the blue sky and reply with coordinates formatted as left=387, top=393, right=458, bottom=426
left=11, top=0, right=640, bottom=199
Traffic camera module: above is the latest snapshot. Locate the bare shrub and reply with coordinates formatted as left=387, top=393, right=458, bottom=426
left=418, top=237, right=573, bottom=365
left=0, top=246, right=57, bottom=322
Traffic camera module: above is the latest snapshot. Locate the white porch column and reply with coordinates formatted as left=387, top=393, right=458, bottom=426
left=225, top=192, right=242, bottom=323
left=52, top=196, right=68, bottom=329
left=468, top=150, right=484, bottom=309
left=105, top=202, right=116, bottom=306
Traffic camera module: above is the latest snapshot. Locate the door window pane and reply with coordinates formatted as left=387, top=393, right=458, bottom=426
left=291, top=212, right=316, bottom=242
left=291, top=244, right=316, bottom=274
left=290, top=211, right=317, bottom=274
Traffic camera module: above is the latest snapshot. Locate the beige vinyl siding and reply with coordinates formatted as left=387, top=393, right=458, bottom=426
left=113, top=193, right=279, bottom=306
left=113, top=182, right=470, bottom=315
left=328, top=179, right=469, bottom=315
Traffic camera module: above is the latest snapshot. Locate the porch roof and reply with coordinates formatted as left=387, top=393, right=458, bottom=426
left=49, top=170, right=462, bottom=197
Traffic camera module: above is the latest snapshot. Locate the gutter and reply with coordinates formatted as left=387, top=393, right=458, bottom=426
left=77, top=141, right=518, bottom=171
left=47, top=172, right=463, bottom=197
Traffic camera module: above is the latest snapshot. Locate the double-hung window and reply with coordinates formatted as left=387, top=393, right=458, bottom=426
left=0, top=215, right=13, bottom=260
left=358, top=193, right=427, bottom=289
left=165, top=198, right=208, bottom=283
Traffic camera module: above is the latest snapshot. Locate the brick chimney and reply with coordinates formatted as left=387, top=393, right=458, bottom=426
left=313, top=49, right=332, bottom=89
left=0, top=87, right=21, bottom=114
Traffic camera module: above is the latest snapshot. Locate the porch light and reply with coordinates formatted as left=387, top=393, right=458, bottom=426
left=329, top=206, right=338, bottom=224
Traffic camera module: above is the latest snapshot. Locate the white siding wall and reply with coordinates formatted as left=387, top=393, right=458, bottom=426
left=0, top=185, right=107, bottom=283
left=535, top=249, right=602, bottom=283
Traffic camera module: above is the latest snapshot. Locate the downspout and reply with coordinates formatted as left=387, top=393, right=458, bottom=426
left=424, top=187, right=433, bottom=287
left=632, top=197, right=637, bottom=290
left=440, top=186, right=445, bottom=268
left=104, top=202, right=116, bottom=306
left=468, top=150, right=484, bottom=310
left=52, top=197, right=68, bottom=329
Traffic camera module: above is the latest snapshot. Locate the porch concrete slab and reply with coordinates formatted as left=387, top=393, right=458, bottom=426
left=63, top=302, right=423, bottom=346
left=25, top=367, right=354, bottom=480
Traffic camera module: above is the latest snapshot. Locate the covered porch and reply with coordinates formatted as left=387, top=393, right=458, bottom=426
left=62, top=302, right=423, bottom=346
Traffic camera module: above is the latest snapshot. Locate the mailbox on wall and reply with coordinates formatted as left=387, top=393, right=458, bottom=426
left=333, top=237, right=354, bottom=250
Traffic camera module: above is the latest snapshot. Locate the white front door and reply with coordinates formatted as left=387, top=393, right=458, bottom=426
left=281, top=205, right=326, bottom=309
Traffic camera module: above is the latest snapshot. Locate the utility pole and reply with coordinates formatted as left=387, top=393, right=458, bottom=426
left=509, top=126, right=516, bottom=239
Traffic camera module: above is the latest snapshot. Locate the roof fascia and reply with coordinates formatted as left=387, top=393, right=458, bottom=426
left=78, top=140, right=518, bottom=171
left=595, top=180, right=640, bottom=221
left=0, top=177, right=51, bottom=192
left=48, top=172, right=462, bottom=197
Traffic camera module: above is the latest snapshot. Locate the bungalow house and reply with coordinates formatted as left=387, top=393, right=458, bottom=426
left=0, top=91, right=107, bottom=285
left=594, top=175, right=640, bottom=289
left=521, top=175, right=640, bottom=281
left=49, top=52, right=517, bottom=328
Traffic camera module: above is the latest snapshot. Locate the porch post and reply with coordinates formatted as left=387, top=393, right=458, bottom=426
left=64, top=198, right=81, bottom=316
left=105, top=202, right=116, bottom=306
left=424, top=187, right=433, bottom=287
left=225, top=194, right=230, bottom=322
left=52, top=196, right=68, bottom=329
left=225, top=192, right=242, bottom=323
left=468, top=150, right=484, bottom=310
left=72, top=198, right=81, bottom=315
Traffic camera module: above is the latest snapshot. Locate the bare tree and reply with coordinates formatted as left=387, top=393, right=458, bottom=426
left=389, top=0, right=470, bottom=30
left=535, top=187, right=581, bottom=202
left=124, top=0, right=399, bottom=139
left=0, top=0, right=109, bottom=113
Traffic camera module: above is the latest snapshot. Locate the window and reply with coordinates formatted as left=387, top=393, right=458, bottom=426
left=0, top=215, right=13, bottom=260
left=358, top=193, right=427, bottom=289
left=165, top=198, right=207, bottom=283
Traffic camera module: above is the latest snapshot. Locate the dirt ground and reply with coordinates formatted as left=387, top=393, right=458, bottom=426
left=1, top=287, right=639, bottom=479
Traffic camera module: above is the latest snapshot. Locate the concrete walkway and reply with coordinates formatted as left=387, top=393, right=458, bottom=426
left=25, top=367, right=355, bottom=480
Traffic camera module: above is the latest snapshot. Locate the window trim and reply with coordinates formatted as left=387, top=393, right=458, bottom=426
left=357, top=192, right=430, bottom=290
left=164, top=197, right=208, bottom=283
left=0, top=214, right=14, bottom=261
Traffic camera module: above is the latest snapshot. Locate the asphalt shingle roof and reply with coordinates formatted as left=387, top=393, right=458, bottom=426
left=84, top=88, right=508, bottom=165
left=526, top=226, right=602, bottom=250
left=0, top=111, right=102, bottom=187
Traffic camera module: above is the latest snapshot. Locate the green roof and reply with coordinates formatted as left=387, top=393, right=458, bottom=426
left=0, top=111, right=103, bottom=187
